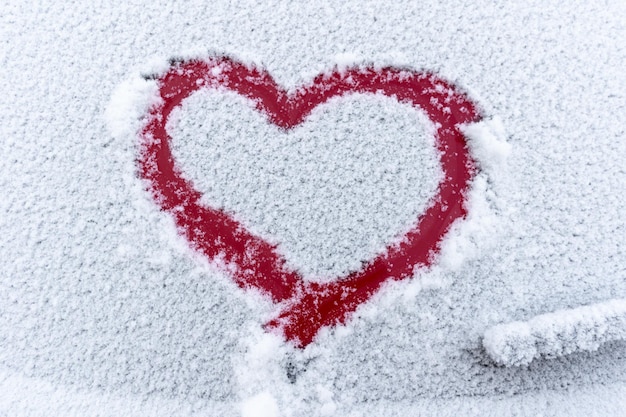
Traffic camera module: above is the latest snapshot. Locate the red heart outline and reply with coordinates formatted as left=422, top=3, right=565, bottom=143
left=139, top=56, right=480, bottom=347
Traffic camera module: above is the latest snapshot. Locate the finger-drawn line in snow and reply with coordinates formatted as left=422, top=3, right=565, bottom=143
left=138, top=55, right=481, bottom=347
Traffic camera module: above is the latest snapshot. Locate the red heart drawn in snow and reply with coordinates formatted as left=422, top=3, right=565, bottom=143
left=139, top=56, right=481, bottom=347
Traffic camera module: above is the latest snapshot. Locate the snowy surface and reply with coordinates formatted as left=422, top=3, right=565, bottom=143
left=169, top=90, right=441, bottom=280
left=1, top=0, right=626, bottom=416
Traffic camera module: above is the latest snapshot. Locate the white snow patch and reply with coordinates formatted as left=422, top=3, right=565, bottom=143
left=232, top=328, right=291, bottom=415
left=315, top=385, right=337, bottom=416
left=435, top=116, right=512, bottom=273
left=332, top=52, right=362, bottom=73
left=105, top=75, right=161, bottom=141
left=240, top=392, right=281, bottom=417
left=462, top=116, right=512, bottom=172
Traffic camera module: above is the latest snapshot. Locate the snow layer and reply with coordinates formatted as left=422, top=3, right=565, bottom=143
left=1, top=0, right=626, bottom=416
left=169, top=90, right=441, bottom=280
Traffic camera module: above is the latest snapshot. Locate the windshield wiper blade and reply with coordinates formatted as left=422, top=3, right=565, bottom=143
left=483, top=298, right=626, bottom=367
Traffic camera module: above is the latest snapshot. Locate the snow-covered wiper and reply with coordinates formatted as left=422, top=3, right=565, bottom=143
left=483, top=298, right=626, bottom=366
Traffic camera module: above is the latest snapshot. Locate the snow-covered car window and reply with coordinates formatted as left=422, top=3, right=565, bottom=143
left=1, top=1, right=625, bottom=416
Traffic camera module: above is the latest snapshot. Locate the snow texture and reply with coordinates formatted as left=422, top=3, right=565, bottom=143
left=1, top=0, right=626, bottom=416
left=240, top=392, right=280, bottom=417
left=484, top=298, right=626, bottom=367
left=169, top=90, right=441, bottom=280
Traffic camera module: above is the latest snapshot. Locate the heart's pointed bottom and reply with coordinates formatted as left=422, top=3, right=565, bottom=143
left=263, top=283, right=365, bottom=348
left=264, top=265, right=405, bottom=347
